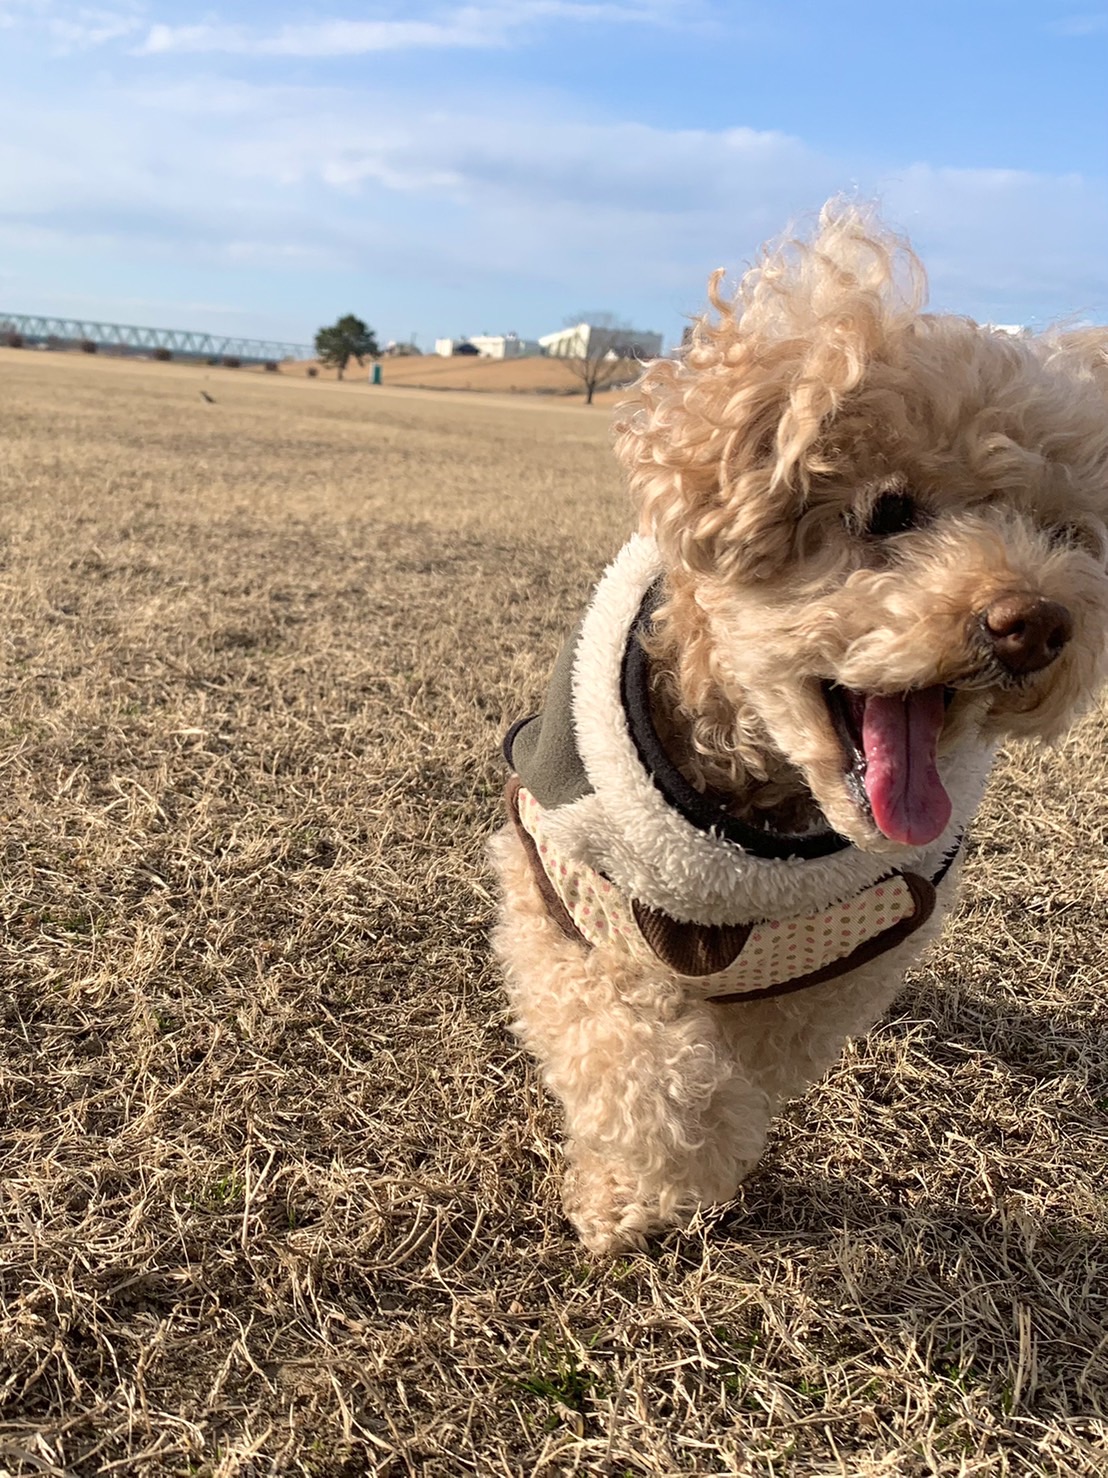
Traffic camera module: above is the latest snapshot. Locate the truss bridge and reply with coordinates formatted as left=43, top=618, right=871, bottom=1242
left=0, top=312, right=313, bottom=364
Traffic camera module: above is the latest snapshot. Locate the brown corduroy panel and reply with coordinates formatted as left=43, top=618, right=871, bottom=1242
left=631, top=901, right=753, bottom=977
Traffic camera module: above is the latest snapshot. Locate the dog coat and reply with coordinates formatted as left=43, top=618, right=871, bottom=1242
left=503, top=536, right=984, bottom=1003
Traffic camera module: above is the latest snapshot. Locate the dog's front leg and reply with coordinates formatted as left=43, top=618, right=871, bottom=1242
left=491, top=828, right=771, bottom=1252
left=557, top=1033, right=774, bottom=1254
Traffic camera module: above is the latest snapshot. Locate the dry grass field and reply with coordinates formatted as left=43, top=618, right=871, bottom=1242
left=1, top=346, right=1106, bottom=1478
left=280, top=353, right=631, bottom=403
left=299, top=353, right=573, bottom=392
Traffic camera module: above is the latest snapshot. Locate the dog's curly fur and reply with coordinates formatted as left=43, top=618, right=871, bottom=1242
left=491, top=203, right=1108, bottom=1253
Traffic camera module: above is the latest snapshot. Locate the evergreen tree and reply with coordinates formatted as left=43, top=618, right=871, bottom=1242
left=314, top=315, right=379, bottom=380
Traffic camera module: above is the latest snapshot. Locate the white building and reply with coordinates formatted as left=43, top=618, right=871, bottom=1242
left=471, top=332, right=543, bottom=359
left=434, top=332, right=542, bottom=359
left=539, top=322, right=663, bottom=360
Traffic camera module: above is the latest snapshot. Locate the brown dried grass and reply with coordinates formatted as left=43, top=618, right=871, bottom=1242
left=0, top=347, right=1106, bottom=1477
left=290, top=352, right=631, bottom=403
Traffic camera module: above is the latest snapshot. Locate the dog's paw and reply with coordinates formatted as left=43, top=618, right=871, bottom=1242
left=574, top=1214, right=650, bottom=1257
left=564, top=1157, right=654, bottom=1255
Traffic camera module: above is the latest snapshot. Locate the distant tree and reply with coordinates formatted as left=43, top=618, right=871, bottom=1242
left=552, top=313, right=642, bottom=405
left=314, top=314, right=379, bottom=380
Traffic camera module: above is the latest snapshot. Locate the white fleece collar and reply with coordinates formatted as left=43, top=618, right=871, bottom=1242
left=553, top=535, right=990, bottom=927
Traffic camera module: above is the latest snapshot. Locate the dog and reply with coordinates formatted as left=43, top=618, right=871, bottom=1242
left=490, top=203, right=1108, bottom=1254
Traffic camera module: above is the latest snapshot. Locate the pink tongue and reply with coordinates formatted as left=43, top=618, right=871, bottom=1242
left=861, top=687, right=952, bottom=847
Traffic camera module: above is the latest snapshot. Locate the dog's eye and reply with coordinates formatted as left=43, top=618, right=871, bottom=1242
left=861, top=490, right=924, bottom=538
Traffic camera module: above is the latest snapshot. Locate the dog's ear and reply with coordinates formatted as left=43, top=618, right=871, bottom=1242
left=1044, top=328, right=1108, bottom=398
left=613, top=337, right=807, bottom=582
left=1038, top=329, right=1108, bottom=526
left=614, top=205, right=929, bottom=583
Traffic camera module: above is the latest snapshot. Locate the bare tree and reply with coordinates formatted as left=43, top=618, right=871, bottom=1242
left=550, top=312, right=645, bottom=405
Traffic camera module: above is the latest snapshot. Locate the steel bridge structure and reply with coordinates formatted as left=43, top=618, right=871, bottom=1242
left=0, top=312, right=313, bottom=364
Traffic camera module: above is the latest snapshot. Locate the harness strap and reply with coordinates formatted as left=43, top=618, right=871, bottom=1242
left=506, top=777, right=960, bottom=1003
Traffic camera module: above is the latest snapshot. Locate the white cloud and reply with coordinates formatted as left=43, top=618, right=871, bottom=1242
left=50, top=7, right=143, bottom=48
left=135, top=0, right=679, bottom=56
left=138, top=17, right=498, bottom=57
left=1050, top=12, right=1108, bottom=36
left=0, top=0, right=50, bottom=24
left=0, top=0, right=144, bottom=46
left=0, top=58, right=1105, bottom=339
left=878, top=163, right=1108, bottom=322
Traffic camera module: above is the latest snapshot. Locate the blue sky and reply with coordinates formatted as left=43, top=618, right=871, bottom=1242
left=2, top=1, right=1106, bottom=349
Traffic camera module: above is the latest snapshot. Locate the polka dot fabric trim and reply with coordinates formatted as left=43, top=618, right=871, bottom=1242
left=517, top=785, right=640, bottom=948
left=516, top=785, right=919, bottom=994
left=728, top=878, right=917, bottom=992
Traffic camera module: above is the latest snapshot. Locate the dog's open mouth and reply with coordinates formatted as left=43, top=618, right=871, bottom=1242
left=822, top=682, right=954, bottom=847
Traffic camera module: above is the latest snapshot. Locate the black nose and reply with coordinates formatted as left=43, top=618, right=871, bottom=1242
left=981, top=594, right=1074, bottom=675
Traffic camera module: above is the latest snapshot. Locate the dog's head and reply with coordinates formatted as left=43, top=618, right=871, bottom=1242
left=615, top=203, right=1108, bottom=853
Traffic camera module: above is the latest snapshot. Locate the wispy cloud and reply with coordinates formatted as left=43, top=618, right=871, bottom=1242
left=0, top=0, right=145, bottom=48
left=4, top=65, right=1105, bottom=334
left=1049, top=12, right=1108, bottom=37
left=51, top=6, right=143, bottom=49
left=135, top=0, right=677, bottom=56
left=138, top=17, right=499, bottom=58
left=877, top=162, right=1108, bottom=317
left=2, top=2, right=1106, bottom=343
left=0, top=0, right=50, bottom=27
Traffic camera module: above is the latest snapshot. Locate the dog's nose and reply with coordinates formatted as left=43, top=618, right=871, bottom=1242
left=981, top=594, right=1074, bottom=675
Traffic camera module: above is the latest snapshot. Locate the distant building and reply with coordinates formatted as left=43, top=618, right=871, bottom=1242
left=434, top=332, right=542, bottom=358
left=470, top=332, right=543, bottom=359
left=539, top=322, right=663, bottom=360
